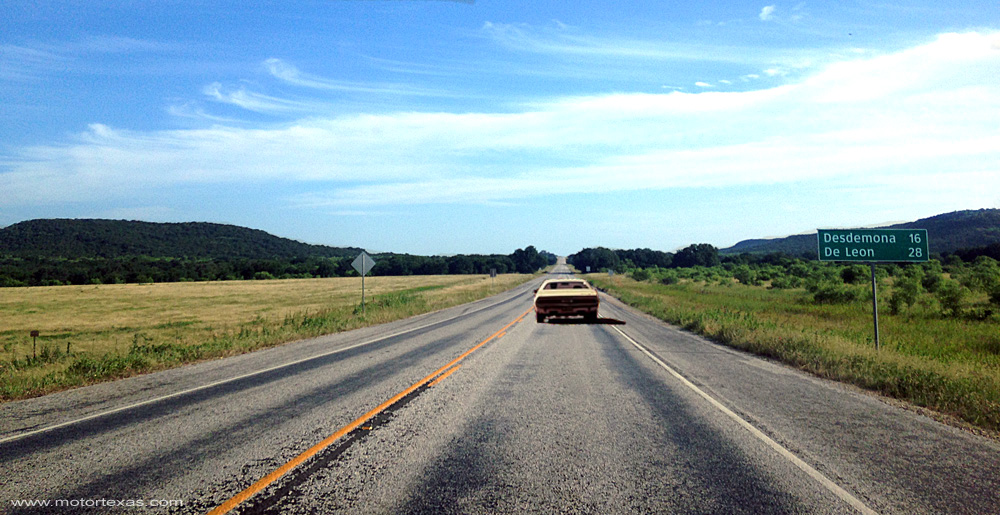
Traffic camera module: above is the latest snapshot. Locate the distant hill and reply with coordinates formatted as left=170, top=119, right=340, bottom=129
left=0, top=219, right=362, bottom=260
left=721, top=209, right=1000, bottom=257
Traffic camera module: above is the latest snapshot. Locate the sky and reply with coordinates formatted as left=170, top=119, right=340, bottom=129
left=2, top=1, right=999, bottom=256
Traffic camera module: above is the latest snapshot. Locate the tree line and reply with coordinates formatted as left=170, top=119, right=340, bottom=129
left=575, top=245, right=999, bottom=320
left=0, top=246, right=556, bottom=287
left=567, top=244, right=720, bottom=272
left=570, top=241, right=1000, bottom=275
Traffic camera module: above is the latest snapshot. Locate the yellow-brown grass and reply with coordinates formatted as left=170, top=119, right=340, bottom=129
left=1, top=274, right=533, bottom=401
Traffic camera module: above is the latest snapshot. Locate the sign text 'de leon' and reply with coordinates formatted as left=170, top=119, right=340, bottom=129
left=817, top=229, right=928, bottom=263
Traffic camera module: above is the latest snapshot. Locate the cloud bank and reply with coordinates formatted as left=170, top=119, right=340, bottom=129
left=2, top=32, right=998, bottom=212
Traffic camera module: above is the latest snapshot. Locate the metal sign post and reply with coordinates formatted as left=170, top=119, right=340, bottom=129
left=351, top=252, right=376, bottom=316
left=870, top=264, right=880, bottom=351
left=817, top=228, right=928, bottom=350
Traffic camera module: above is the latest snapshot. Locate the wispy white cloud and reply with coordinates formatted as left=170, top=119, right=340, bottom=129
left=760, top=5, right=777, bottom=21
left=69, top=35, right=186, bottom=54
left=481, top=21, right=772, bottom=65
left=2, top=32, right=998, bottom=215
left=477, top=20, right=848, bottom=86
left=1, top=36, right=187, bottom=82
left=166, top=102, right=247, bottom=124
left=0, top=44, right=69, bottom=81
left=202, top=82, right=324, bottom=114
left=264, top=58, right=447, bottom=97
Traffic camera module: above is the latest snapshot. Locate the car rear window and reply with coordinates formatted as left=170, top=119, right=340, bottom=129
left=545, top=282, right=588, bottom=289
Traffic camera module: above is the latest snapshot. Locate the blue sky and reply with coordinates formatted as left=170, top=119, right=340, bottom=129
left=2, top=1, right=999, bottom=255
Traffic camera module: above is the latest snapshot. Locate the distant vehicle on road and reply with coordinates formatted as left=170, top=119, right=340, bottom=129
left=533, top=278, right=600, bottom=323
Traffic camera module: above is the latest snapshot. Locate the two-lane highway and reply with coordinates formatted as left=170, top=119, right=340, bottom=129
left=3, top=266, right=999, bottom=514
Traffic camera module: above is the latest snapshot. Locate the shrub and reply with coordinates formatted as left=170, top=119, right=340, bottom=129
left=769, top=276, right=802, bottom=289
left=813, top=283, right=866, bottom=304
left=630, top=269, right=651, bottom=282
left=660, top=271, right=679, bottom=285
left=788, top=263, right=811, bottom=278
left=889, top=268, right=923, bottom=315
left=936, top=279, right=968, bottom=318
left=889, top=274, right=923, bottom=315
left=922, top=271, right=944, bottom=293
left=808, top=267, right=840, bottom=286
left=732, top=265, right=759, bottom=286
left=961, top=257, right=1000, bottom=293
left=840, top=265, right=870, bottom=284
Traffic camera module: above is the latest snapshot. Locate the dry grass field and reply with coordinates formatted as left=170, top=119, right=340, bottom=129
left=1, top=274, right=534, bottom=401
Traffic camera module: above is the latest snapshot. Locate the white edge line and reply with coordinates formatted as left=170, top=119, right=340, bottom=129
left=0, top=287, right=530, bottom=445
left=610, top=326, right=878, bottom=515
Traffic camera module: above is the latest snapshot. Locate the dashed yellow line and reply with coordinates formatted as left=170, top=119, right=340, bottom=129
left=206, top=306, right=533, bottom=515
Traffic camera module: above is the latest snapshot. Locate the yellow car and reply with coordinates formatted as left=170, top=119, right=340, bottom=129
left=533, top=278, right=600, bottom=323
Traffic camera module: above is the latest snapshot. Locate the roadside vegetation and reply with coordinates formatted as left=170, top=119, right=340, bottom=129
left=0, top=273, right=535, bottom=402
left=584, top=249, right=1000, bottom=433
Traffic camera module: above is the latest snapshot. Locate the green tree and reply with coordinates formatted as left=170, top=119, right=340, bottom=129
left=568, top=247, right=621, bottom=272
left=889, top=274, right=923, bottom=315
left=672, top=244, right=720, bottom=268
left=732, top=265, right=759, bottom=286
left=840, top=265, right=870, bottom=284
left=447, top=255, right=475, bottom=274
left=962, top=256, right=1000, bottom=293
left=630, top=269, right=651, bottom=282
left=510, top=246, right=547, bottom=274
left=936, top=279, right=968, bottom=318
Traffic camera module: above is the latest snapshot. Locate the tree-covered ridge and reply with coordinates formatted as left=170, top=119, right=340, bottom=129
left=0, top=219, right=362, bottom=259
left=721, top=209, right=1000, bottom=257
left=0, top=219, right=557, bottom=287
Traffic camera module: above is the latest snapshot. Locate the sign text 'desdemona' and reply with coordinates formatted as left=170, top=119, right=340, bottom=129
left=817, top=229, right=928, bottom=262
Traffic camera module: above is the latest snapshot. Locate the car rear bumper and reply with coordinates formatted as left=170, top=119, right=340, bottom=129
left=534, top=297, right=599, bottom=316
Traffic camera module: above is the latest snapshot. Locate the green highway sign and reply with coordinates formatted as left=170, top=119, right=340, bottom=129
left=817, top=228, right=929, bottom=263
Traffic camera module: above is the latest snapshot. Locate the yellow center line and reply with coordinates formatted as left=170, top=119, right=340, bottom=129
left=206, top=306, right=533, bottom=515
left=427, top=365, right=461, bottom=387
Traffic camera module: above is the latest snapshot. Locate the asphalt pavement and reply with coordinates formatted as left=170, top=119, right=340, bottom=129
left=2, top=266, right=998, bottom=514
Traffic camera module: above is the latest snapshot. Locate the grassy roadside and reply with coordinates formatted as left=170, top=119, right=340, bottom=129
left=0, top=274, right=535, bottom=402
left=589, top=275, right=1000, bottom=433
